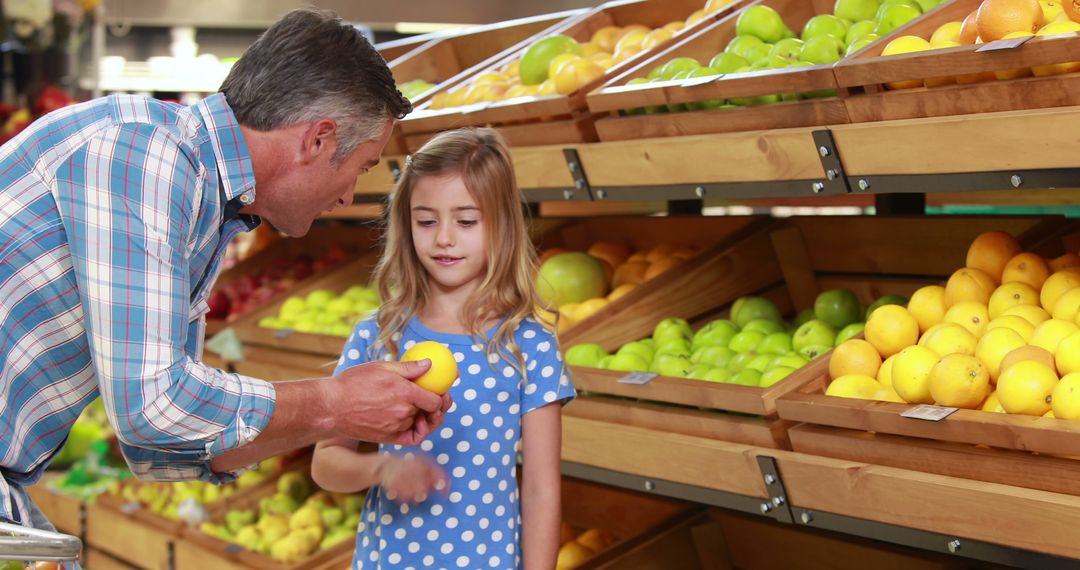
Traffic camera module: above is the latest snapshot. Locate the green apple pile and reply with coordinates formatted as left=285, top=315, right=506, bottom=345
left=399, top=79, right=436, bottom=102
left=46, top=439, right=130, bottom=502
left=198, top=471, right=365, bottom=564
left=50, top=398, right=111, bottom=469
left=622, top=0, right=940, bottom=114
left=567, top=290, right=908, bottom=387
left=259, top=285, right=381, bottom=337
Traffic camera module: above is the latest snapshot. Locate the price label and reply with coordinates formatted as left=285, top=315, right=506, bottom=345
left=901, top=404, right=958, bottom=421
left=618, top=372, right=658, bottom=385
left=976, top=36, right=1032, bottom=52
left=119, top=502, right=142, bottom=515
left=681, top=74, right=723, bottom=87
left=273, top=329, right=295, bottom=339
left=205, top=327, right=246, bottom=362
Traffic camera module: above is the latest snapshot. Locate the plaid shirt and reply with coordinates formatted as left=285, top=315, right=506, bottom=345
left=0, top=93, right=276, bottom=524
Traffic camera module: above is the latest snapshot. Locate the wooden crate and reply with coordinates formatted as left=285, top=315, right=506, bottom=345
left=834, top=0, right=1080, bottom=123
left=398, top=0, right=748, bottom=150
left=231, top=346, right=337, bottom=382
left=84, top=498, right=179, bottom=570
left=26, top=475, right=84, bottom=537
left=83, top=547, right=142, bottom=570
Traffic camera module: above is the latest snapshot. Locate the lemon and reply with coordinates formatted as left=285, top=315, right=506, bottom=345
left=865, top=305, right=919, bottom=358
left=826, top=374, right=882, bottom=400
left=986, top=315, right=1035, bottom=342
left=944, top=267, right=995, bottom=307
left=908, top=285, right=948, bottom=333
left=1056, top=331, right=1080, bottom=376
left=975, top=327, right=1027, bottom=382
left=920, top=322, right=977, bottom=357
left=1000, top=345, right=1057, bottom=376
left=548, top=53, right=582, bottom=80
left=877, top=354, right=898, bottom=388
left=1001, top=253, right=1050, bottom=291
left=891, top=345, right=940, bottom=404
left=1051, top=287, right=1080, bottom=321
left=400, top=341, right=459, bottom=395
left=875, top=385, right=906, bottom=403
left=929, top=354, right=990, bottom=409
left=1051, top=373, right=1080, bottom=420
left=943, top=302, right=989, bottom=338
left=1001, top=304, right=1050, bottom=326
left=982, top=390, right=1005, bottom=413
left=829, top=339, right=883, bottom=379
left=1030, top=319, right=1080, bottom=354
left=988, top=282, right=1039, bottom=319
left=1040, top=270, right=1080, bottom=311
left=997, top=360, right=1058, bottom=416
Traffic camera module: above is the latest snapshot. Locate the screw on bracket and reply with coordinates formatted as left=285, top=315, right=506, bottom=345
left=759, top=502, right=773, bottom=514
left=644, top=480, right=656, bottom=492
left=595, top=189, right=608, bottom=200
left=772, top=496, right=786, bottom=507
left=800, top=511, right=814, bottom=524
left=764, top=474, right=776, bottom=485
left=1010, top=174, right=1023, bottom=188
left=818, top=145, right=830, bottom=157
left=568, top=161, right=578, bottom=172
left=812, top=182, right=825, bottom=194
left=695, top=186, right=706, bottom=198
left=562, top=189, right=574, bottom=200
left=947, top=539, right=962, bottom=554
left=858, top=178, right=871, bottom=191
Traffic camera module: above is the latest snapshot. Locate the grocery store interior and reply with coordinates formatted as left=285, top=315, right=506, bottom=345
left=4, top=0, right=1080, bottom=568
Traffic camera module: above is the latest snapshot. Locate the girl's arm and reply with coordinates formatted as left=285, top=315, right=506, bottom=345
left=312, top=438, right=450, bottom=501
left=520, top=403, right=563, bottom=570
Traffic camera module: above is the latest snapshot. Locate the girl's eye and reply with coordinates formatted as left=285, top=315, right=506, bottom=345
left=416, top=219, right=436, bottom=227
left=458, top=219, right=478, bottom=227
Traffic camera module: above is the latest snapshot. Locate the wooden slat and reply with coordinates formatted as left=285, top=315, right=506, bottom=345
left=404, top=115, right=597, bottom=153
left=25, top=478, right=83, bottom=537
left=564, top=394, right=792, bottom=448
left=789, top=424, right=1080, bottom=498
left=593, top=512, right=711, bottom=570
left=769, top=225, right=819, bottom=311
left=173, top=538, right=244, bottom=570
left=84, top=548, right=143, bottom=570
left=561, top=220, right=784, bottom=348
left=776, top=388, right=1080, bottom=457
left=576, top=127, right=825, bottom=186
left=775, top=449, right=1080, bottom=560
left=354, top=155, right=402, bottom=196
left=562, top=416, right=769, bottom=498
left=832, top=107, right=1080, bottom=175
left=85, top=501, right=176, bottom=570
left=513, top=144, right=577, bottom=190
left=232, top=346, right=336, bottom=382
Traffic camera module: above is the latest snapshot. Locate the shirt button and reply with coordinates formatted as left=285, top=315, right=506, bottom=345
left=239, top=194, right=252, bottom=204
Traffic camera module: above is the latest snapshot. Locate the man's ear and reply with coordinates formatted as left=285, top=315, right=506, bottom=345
left=302, top=118, right=338, bottom=163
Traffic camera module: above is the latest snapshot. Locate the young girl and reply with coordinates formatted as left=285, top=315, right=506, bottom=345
left=312, top=128, right=575, bottom=570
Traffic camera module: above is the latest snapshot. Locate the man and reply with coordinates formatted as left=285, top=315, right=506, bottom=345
left=0, top=7, right=449, bottom=539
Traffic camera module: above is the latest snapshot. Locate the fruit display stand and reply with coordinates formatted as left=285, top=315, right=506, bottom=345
left=25, top=474, right=84, bottom=538
left=834, top=0, right=1080, bottom=124
left=84, top=495, right=181, bottom=570
left=397, top=0, right=748, bottom=152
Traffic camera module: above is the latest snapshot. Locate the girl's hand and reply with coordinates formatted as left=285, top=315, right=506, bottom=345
left=376, top=455, right=449, bottom=504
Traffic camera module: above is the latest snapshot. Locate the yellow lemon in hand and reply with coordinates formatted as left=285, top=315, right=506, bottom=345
left=401, top=341, right=459, bottom=395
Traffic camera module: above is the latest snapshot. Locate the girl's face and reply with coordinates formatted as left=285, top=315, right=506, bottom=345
left=410, top=172, right=488, bottom=294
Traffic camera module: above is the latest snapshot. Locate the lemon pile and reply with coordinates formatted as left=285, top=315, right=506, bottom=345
left=826, top=230, right=1080, bottom=419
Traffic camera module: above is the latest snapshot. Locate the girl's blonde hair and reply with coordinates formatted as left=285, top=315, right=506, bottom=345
left=372, top=128, right=539, bottom=371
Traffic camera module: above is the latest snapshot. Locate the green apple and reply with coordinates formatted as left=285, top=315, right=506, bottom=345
left=607, top=353, right=649, bottom=373
left=746, top=354, right=774, bottom=372
left=845, top=20, right=877, bottom=46
left=761, top=366, right=796, bottom=388
left=325, top=297, right=352, bottom=316
left=597, top=356, right=613, bottom=369
left=654, top=354, right=692, bottom=377
left=728, top=352, right=755, bottom=372
left=743, top=319, right=785, bottom=335
left=279, top=297, right=306, bottom=320
left=845, top=34, right=879, bottom=55
left=305, top=289, right=335, bottom=308
left=687, top=363, right=715, bottom=380
left=798, top=344, right=832, bottom=361
left=647, top=65, right=665, bottom=80
left=801, top=14, right=850, bottom=42
left=654, top=317, right=693, bottom=341
left=744, top=43, right=774, bottom=64
left=913, top=0, right=942, bottom=11
left=659, top=57, right=703, bottom=80
left=866, top=295, right=908, bottom=319
left=618, top=341, right=655, bottom=363
left=709, top=52, right=749, bottom=73
left=769, top=354, right=809, bottom=370
left=874, top=2, right=922, bottom=36
left=835, top=0, right=881, bottom=23
left=731, top=296, right=783, bottom=327
left=731, top=369, right=763, bottom=387
left=725, top=35, right=767, bottom=59
left=751, top=55, right=793, bottom=70
left=814, top=289, right=862, bottom=329
left=736, top=6, right=788, bottom=43
left=655, top=337, right=692, bottom=357
left=769, top=38, right=805, bottom=60
left=702, top=368, right=734, bottom=383
left=728, top=330, right=766, bottom=354
left=799, top=36, right=845, bottom=65
left=692, top=345, right=736, bottom=368
left=693, top=320, right=740, bottom=348
left=623, top=77, right=652, bottom=115
left=566, top=343, right=609, bottom=367
left=793, top=319, right=837, bottom=352
left=792, top=308, right=816, bottom=328
left=758, top=332, right=794, bottom=355
left=835, top=323, right=866, bottom=345
left=258, top=317, right=289, bottom=329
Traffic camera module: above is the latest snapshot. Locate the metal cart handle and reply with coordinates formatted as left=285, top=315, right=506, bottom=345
left=0, top=521, right=82, bottom=562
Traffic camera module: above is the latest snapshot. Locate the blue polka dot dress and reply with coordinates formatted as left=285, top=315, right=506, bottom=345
left=335, top=315, right=576, bottom=570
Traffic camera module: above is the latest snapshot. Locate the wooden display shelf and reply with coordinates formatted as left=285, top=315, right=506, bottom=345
left=398, top=0, right=748, bottom=150
left=834, top=0, right=1080, bottom=123
left=85, top=497, right=179, bottom=570
left=25, top=474, right=83, bottom=537
left=83, top=548, right=142, bottom=570
left=231, top=345, right=336, bottom=382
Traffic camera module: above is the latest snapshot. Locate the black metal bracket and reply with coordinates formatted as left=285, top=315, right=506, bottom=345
left=811, top=129, right=851, bottom=195
left=851, top=168, right=1080, bottom=196
left=756, top=456, right=794, bottom=524
left=562, top=148, right=595, bottom=201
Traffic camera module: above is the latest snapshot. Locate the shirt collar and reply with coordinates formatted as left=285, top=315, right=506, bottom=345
left=191, top=93, right=257, bottom=207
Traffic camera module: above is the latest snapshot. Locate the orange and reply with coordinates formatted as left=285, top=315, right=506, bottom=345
left=997, top=360, right=1058, bottom=415
left=929, top=354, right=990, bottom=408
left=587, top=241, right=631, bottom=268
left=548, top=53, right=583, bottom=79
left=663, top=21, right=686, bottom=34
left=878, top=354, right=898, bottom=387
left=1040, top=269, right=1080, bottom=312
left=1051, top=287, right=1080, bottom=321
left=641, top=28, right=675, bottom=51
left=1051, top=372, right=1080, bottom=419
left=959, top=10, right=981, bottom=43
left=705, top=0, right=737, bottom=14
left=1001, top=345, right=1057, bottom=375
left=1050, top=253, right=1080, bottom=272
left=554, top=58, right=605, bottom=95
left=1030, top=318, right=1080, bottom=353
left=988, top=281, right=1040, bottom=319
left=975, top=327, right=1027, bottom=382
left=1056, top=330, right=1080, bottom=375
left=1066, top=0, right=1080, bottom=22
left=1031, top=19, right=1080, bottom=76
left=966, top=231, right=1022, bottom=283
left=670, top=246, right=698, bottom=259
left=986, top=314, right=1036, bottom=341
left=646, top=244, right=679, bottom=263
left=865, top=305, right=920, bottom=358
left=557, top=541, right=595, bottom=570
left=982, top=390, right=1006, bottom=412
left=576, top=528, right=615, bottom=552
left=1001, top=304, right=1051, bottom=326
left=944, top=302, right=990, bottom=338
left=607, top=283, right=637, bottom=302
left=685, top=9, right=708, bottom=27
left=908, top=285, right=948, bottom=333
left=591, top=26, right=622, bottom=53
left=830, top=339, right=883, bottom=379
left=892, top=345, right=940, bottom=404
left=826, top=374, right=883, bottom=400
left=644, top=256, right=682, bottom=280
left=616, top=24, right=650, bottom=40
left=930, top=21, right=965, bottom=45
left=976, top=0, right=1045, bottom=42
left=945, top=268, right=996, bottom=307
left=1001, top=252, right=1050, bottom=290
left=612, top=260, right=649, bottom=288
left=560, top=523, right=577, bottom=546
left=613, top=43, right=645, bottom=63
left=920, top=322, right=977, bottom=357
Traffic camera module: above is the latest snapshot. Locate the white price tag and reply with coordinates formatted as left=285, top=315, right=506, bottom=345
left=618, top=372, right=658, bottom=385
left=681, top=74, right=723, bottom=87
left=901, top=404, right=958, bottom=421
left=976, top=36, right=1032, bottom=52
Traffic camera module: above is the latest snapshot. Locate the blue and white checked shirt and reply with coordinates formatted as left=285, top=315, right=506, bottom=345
left=0, top=93, right=276, bottom=524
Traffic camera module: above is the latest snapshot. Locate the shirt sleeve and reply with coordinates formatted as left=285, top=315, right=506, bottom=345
left=521, top=327, right=576, bottom=415
left=53, top=123, right=275, bottom=481
left=335, top=318, right=380, bottom=375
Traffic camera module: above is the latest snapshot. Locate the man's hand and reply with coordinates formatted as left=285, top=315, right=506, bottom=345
left=327, top=359, right=450, bottom=444
left=376, top=454, right=449, bottom=504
